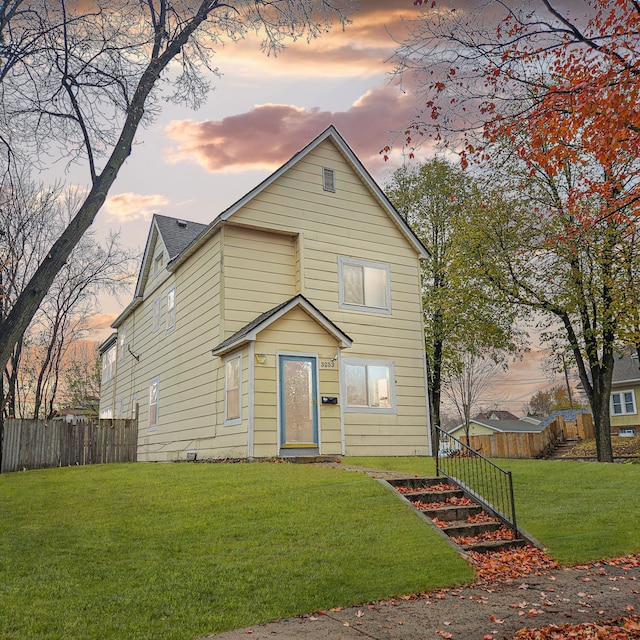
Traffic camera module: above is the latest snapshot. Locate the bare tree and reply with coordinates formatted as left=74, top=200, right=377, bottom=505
left=1, top=174, right=134, bottom=420
left=0, top=0, right=352, bottom=375
left=443, top=353, right=503, bottom=443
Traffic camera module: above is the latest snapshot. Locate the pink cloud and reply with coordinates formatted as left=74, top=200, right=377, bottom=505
left=104, top=193, right=170, bottom=223
left=86, top=313, right=117, bottom=331
left=164, top=84, right=431, bottom=176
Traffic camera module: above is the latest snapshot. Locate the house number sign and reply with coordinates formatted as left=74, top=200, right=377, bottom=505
left=320, top=359, right=336, bottom=368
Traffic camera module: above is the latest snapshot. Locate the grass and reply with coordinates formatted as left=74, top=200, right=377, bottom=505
left=344, top=456, right=640, bottom=565
left=0, top=462, right=473, bottom=640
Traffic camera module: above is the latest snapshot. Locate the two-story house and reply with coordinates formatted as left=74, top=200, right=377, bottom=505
left=98, top=126, right=431, bottom=461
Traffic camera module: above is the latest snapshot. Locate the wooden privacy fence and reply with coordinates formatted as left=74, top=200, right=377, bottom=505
left=1, top=418, right=138, bottom=473
left=463, top=413, right=595, bottom=459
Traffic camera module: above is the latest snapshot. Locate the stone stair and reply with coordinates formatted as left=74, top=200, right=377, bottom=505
left=387, top=476, right=527, bottom=554
left=546, top=438, right=580, bottom=459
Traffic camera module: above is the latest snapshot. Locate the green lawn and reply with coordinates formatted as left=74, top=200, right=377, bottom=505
left=0, top=463, right=472, bottom=640
left=344, top=456, right=640, bottom=564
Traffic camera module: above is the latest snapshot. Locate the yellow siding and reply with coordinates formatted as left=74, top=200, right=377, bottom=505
left=226, top=139, right=429, bottom=456
left=107, top=234, right=245, bottom=462
left=223, top=225, right=296, bottom=336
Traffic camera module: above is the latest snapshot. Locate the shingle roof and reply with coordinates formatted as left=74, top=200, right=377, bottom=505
left=154, top=215, right=207, bottom=260
left=612, top=352, right=640, bottom=385
left=538, top=408, right=590, bottom=428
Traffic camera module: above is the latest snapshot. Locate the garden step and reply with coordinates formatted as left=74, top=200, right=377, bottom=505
left=417, top=505, right=484, bottom=522
left=460, top=537, right=528, bottom=554
left=442, top=521, right=502, bottom=538
left=387, top=476, right=457, bottom=490
left=406, top=489, right=464, bottom=503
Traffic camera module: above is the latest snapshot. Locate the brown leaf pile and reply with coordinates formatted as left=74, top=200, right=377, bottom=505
left=414, top=496, right=476, bottom=510
left=559, top=436, right=640, bottom=458
left=395, top=482, right=454, bottom=494
left=452, top=525, right=515, bottom=546
left=467, top=545, right=559, bottom=582
left=513, top=615, right=640, bottom=639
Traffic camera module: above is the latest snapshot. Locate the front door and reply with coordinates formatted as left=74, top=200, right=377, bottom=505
left=279, top=355, right=318, bottom=450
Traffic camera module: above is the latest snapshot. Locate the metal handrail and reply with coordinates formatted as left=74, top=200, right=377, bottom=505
left=435, top=425, right=518, bottom=536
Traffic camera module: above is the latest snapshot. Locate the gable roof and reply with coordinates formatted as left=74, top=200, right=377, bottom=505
left=474, top=410, right=519, bottom=421
left=211, top=294, right=353, bottom=356
left=169, top=125, right=430, bottom=272
left=154, top=215, right=207, bottom=260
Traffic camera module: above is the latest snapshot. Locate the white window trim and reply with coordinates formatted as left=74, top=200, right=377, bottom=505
left=153, top=251, right=164, bottom=277
left=118, top=327, right=127, bottom=361
left=148, top=377, right=160, bottom=432
left=341, top=358, right=396, bottom=414
left=101, top=346, right=116, bottom=383
left=224, top=352, right=242, bottom=426
left=152, top=296, right=162, bottom=332
left=611, top=389, right=637, bottom=416
left=322, top=167, right=336, bottom=192
left=166, top=285, right=176, bottom=333
left=338, top=256, right=392, bottom=315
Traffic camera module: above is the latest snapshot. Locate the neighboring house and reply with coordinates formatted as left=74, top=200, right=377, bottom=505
left=609, top=352, right=640, bottom=437
left=98, top=126, right=431, bottom=461
left=448, top=418, right=545, bottom=439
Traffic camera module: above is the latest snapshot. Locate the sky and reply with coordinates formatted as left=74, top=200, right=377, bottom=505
left=80, top=0, right=586, bottom=416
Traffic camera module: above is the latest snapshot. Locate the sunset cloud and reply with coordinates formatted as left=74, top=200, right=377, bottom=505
left=164, top=83, right=428, bottom=176
left=103, top=193, right=170, bottom=223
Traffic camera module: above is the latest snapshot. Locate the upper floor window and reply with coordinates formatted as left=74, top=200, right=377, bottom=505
left=166, top=286, right=176, bottom=332
left=152, top=296, right=162, bottom=332
left=322, top=167, right=336, bottom=192
left=611, top=390, right=636, bottom=416
left=101, top=345, right=116, bottom=383
left=338, top=257, right=391, bottom=314
left=343, top=359, right=395, bottom=413
left=118, top=327, right=127, bottom=361
left=153, top=252, right=164, bottom=277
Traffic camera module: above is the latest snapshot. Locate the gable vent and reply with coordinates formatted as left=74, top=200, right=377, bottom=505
left=176, top=220, right=187, bottom=228
left=322, top=167, right=336, bottom=192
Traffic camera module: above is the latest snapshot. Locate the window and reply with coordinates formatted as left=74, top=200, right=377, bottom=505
left=153, top=252, right=164, bottom=276
left=611, top=390, right=636, bottom=416
left=152, top=296, right=162, bottom=332
left=343, top=359, right=395, bottom=413
left=148, top=378, right=159, bottom=431
left=338, top=257, right=391, bottom=313
left=619, top=427, right=638, bottom=437
left=118, top=327, right=127, bottom=361
left=224, top=354, right=242, bottom=425
left=101, top=345, right=116, bottom=383
left=322, top=167, right=335, bottom=192
left=166, top=286, right=176, bottom=331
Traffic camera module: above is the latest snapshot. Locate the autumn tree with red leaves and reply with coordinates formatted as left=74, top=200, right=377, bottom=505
left=392, top=0, right=640, bottom=462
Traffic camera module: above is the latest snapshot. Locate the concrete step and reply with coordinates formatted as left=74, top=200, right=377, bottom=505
left=442, top=520, right=502, bottom=538
left=460, top=537, right=528, bottom=554
left=417, top=504, right=484, bottom=522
